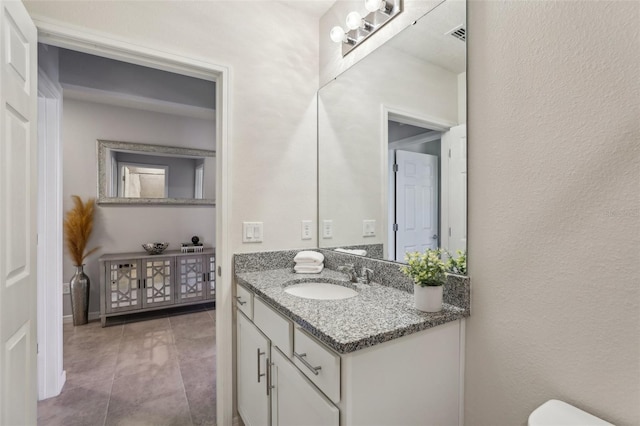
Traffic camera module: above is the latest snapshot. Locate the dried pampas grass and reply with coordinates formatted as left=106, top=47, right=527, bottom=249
left=64, top=195, right=99, bottom=266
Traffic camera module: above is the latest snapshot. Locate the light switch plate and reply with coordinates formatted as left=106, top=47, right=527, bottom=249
left=322, top=220, right=333, bottom=239
left=363, top=219, right=376, bottom=237
left=301, top=220, right=312, bottom=240
left=243, top=222, right=263, bottom=243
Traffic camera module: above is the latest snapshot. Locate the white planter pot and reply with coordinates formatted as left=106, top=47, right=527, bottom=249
left=414, top=284, right=443, bottom=312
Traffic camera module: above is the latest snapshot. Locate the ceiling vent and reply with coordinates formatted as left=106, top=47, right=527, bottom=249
left=446, top=24, right=466, bottom=42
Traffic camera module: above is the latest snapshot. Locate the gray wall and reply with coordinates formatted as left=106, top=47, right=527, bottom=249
left=62, top=98, right=216, bottom=316
left=59, top=48, right=216, bottom=109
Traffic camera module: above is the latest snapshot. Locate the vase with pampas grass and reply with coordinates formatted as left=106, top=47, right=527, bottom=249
left=64, top=196, right=99, bottom=326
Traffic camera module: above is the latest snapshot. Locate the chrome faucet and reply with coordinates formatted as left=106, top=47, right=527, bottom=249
left=337, top=264, right=358, bottom=282
left=338, top=264, right=374, bottom=284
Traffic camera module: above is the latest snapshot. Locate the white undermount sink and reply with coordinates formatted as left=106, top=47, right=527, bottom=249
left=284, top=282, right=358, bottom=300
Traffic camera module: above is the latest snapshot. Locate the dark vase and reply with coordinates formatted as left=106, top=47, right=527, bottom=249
left=69, top=264, right=90, bottom=326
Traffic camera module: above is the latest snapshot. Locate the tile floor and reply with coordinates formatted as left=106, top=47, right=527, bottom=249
left=38, top=306, right=216, bottom=426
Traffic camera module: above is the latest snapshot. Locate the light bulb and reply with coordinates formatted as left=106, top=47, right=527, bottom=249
left=346, top=11, right=363, bottom=30
left=330, top=26, right=346, bottom=43
left=365, top=0, right=384, bottom=12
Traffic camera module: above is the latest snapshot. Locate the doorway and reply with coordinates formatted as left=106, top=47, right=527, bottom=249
left=385, top=112, right=466, bottom=263
left=388, top=120, right=443, bottom=262
left=34, top=24, right=231, bottom=426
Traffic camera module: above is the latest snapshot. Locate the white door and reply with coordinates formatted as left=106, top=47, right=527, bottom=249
left=0, top=0, right=38, bottom=424
left=237, top=312, right=270, bottom=426
left=441, top=124, right=467, bottom=254
left=270, top=347, right=339, bottom=426
left=395, top=150, right=438, bottom=261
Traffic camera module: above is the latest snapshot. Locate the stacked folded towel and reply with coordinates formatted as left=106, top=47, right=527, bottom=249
left=335, top=248, right=368, bottom=256
left=293, top=251, right=325, bottom=274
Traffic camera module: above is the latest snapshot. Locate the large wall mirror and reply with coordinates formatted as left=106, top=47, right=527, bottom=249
left=97, top=140, right=216, bottom=205
left=318, top=0, right=466, bottom=266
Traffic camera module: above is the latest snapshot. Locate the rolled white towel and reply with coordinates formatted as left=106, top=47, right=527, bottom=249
left=294, top=264, right=324, bottom=274
left=294, top=250, right=325, bottom=265
left=335, top=248, right=367, bottom=256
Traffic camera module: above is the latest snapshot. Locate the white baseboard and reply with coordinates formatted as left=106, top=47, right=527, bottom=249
left=63, top=311, right=100, bottom=323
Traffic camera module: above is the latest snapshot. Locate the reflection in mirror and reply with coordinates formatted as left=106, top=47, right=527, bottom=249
left=97, top=140, right=215, bottom=205
left=318, top=0, right=466, bottom=269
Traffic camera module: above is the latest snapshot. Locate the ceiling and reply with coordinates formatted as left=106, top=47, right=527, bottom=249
left=389, top=0, right=466, bottom=74
left=280, top=0, right=335, bottom=18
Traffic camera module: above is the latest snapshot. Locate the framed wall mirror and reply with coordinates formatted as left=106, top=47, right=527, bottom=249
left=97, top=140, right=216, bottom=205
left=318, top=0, right=466, bottom=267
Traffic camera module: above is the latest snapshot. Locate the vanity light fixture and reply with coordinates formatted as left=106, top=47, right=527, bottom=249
left=330, top=0, right=402, bottom=56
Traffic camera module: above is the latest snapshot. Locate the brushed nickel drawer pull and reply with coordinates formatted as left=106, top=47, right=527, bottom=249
left=257, top=349, right=266, bottom=383
left=294, top=351, right=321, bottom=376
left=236, top=296, right=247, bottom=306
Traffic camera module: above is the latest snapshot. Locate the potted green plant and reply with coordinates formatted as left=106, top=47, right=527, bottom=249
left=400, top=248, right=447, bottom=312
left=445, top=249, right=467, bottom=276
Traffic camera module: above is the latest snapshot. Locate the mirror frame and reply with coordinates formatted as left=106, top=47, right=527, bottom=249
left=97, top=139, right=216, bottom=205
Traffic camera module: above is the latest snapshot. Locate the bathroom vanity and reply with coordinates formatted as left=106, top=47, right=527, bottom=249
left=234, top=251, right=470, bottom=426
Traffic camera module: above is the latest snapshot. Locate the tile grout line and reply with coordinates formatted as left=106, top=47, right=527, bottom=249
left=170, top=316, right=197, bottom=426
left=103, top=323, right=125, bottom=426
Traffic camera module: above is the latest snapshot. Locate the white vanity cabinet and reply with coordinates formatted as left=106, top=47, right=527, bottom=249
left=236, top=312, right=270, bottom=426
left=236, top=285, right=339, bottom=426
left=271, top=346, right=339, bottom=426
left=235, top=282, right=464, bottom=426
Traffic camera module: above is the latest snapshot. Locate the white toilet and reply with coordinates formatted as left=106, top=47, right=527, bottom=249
left=529, top=400, right=614, bottom=426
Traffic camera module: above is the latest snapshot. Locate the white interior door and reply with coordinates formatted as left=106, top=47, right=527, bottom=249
left=0, top=0, right=38, bottom=424
left=395, top=150, right=438, bottom=261
left=442, top=124, right=467, bottom=254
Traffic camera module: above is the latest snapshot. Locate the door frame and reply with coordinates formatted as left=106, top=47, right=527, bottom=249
left=32, top=17, right=234, bottom=425
left=382, top=105, right=455, bottom=260
left=37, top=65, right=66, bottom=400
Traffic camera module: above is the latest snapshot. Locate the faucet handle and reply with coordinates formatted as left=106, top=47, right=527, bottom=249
left=361, top=267, right=374, bottom=284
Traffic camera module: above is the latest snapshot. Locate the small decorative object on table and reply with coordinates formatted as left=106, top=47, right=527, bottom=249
left=400, top=248, right=447, bottom=312
left=142, top=242, right=169, bottom=255
left=64, top=195, right=100, bottom=326
left=181, top=235, right=204, bottom=253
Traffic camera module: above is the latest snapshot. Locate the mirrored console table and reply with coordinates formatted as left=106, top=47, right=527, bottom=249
left=99, top=248, right=215, bottom=326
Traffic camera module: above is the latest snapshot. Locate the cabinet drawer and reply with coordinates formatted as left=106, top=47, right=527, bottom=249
left=293, top=327, right=340, bottom=404
left=236, top=284, right=253, bottom=319
left=254, top=297, right=292, bottom=357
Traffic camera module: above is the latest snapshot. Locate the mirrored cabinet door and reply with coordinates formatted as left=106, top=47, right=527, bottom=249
left=106, top=260, right=141, bottom=313
left=142, top=257, right=174, bottom=308
left=177, top=255, right=206, bottom=303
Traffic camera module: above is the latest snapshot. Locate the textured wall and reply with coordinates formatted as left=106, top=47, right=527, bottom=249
left=62, top=98, right=216, bottom=315
left=465, top=1, right=640, bottom=424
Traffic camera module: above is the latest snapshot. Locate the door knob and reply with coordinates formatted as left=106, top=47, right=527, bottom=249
left=432, top=234, right=438, bottom=239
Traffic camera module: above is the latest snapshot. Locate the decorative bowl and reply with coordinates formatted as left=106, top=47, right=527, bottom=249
left=142, top=242, right=169, bottom=255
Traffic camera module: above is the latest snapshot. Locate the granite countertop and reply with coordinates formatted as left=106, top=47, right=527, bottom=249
left=235, top=268, right=468, bottom=354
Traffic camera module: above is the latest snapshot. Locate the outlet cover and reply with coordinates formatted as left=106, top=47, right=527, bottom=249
left=322, top=220, right=333, bottom=239
left=363, top=219, right=376, bottom=237
left=62, top=282, right=70, bottom=294
left=301, top=220, right=312, bottom=240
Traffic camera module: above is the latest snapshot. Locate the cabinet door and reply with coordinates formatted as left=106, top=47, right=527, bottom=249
left=106, top=260, right=142, bottom=313
left=204, top=253, right=216, bottom=300
left=141, top=257, right=174, bottom=308
left=176, top=255, right=206, bottom=303
left=271, top=347, right=339, bottom=426
left=237, top=312, right=270, bottom=426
